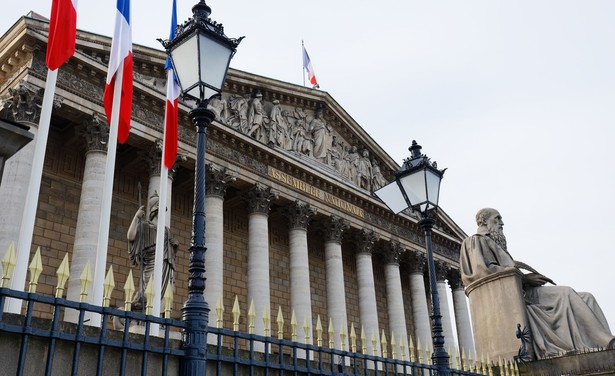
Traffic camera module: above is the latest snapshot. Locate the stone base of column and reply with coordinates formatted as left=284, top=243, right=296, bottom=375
left=465, top=268, right=530, bottom=361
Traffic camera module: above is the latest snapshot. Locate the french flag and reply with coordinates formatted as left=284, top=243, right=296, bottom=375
left=163, top=0, right=180, bottom=169
left=302, top=44, right=319, bottom=88
left=46, top=0, right=78, bottom=70
left=103, top=0, right=133, bottom=144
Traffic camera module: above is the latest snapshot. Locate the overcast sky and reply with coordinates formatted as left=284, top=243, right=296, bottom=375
left=2, top=1, right=614, bottom=335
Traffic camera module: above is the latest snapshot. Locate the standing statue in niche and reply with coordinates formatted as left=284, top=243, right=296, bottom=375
left=460, top=208, right=615, bottom=358
left=127, top=192, right=178, bottom=310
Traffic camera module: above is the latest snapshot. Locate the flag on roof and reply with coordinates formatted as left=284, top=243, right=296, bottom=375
left=46, top=0, right=78, bottom=70
left=302, top=43, right=319, bottom=88
left=103, top=0, right=133, bottom=143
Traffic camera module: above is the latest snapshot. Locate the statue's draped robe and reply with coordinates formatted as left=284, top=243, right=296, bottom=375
left=460, top=230, right=614, bottom=358
left=128, top=220, right=176, bottom=307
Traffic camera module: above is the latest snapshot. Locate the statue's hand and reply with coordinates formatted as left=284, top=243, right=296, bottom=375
left=136, top=205, right=146, bottom=220
left=523, top=272, right=555, bottom=287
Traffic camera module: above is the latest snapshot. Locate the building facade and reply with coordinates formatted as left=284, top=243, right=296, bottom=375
left=0, top=15, right=473, bottom=359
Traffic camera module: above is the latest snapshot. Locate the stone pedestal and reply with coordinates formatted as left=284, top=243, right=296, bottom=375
left=465, top=268, right=528, bottom=361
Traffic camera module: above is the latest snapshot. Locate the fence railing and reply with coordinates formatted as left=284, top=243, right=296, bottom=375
left=0, top=244, right=519, bottom=375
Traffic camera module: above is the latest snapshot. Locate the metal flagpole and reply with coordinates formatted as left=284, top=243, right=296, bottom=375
left=6, top=68, right=59, bottom=314
left=302, top=40, right=305, bottom=87
left=90, top=67, right=124, bottom=327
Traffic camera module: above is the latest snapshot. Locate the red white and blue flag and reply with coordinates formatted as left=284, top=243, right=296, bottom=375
left=46, top=0, right=78, bottom=70
left=103, top=0, right=133, bottom=144
left=163, top=0, right=180, bottom=169
left=302, top=44, right=319, bottom=88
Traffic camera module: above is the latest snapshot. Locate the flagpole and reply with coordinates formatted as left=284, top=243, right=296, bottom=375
left=6, top=68, right=58, bottom=314
left=152, top=69, right=176, bottom=334
left=90, top=67, right=124, bottom=327
left=301, top=40, right=305, bottom=87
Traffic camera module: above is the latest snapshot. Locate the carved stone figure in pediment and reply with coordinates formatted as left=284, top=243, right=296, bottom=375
left=346, top=146, right=360, bottom=184
left=248, top=92, right=267, bottom=143
left=209, top=95, right=228, bottom=123
left=309, top=106, right=331, bottom=161
left=291, top=111, right=313, bottom=156
left=268, top=100, right=292, bottom=150
left=371, top=160, right=387, bottom=190
left=357, top=149, right=372, bottom=191
left=227, top=94, right=249, bottom=133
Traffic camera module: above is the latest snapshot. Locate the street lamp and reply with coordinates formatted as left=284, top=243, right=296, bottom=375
left=161, top=1, right=242, bottom=374
left=374, top=140, right=449, bottom=375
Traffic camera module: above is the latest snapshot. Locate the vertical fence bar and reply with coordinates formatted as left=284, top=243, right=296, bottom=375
left=44, top=302, right=61, bottom=376
left=71, top=307, right=87, bottom=376
left=16, top=299, right=32, bottom=375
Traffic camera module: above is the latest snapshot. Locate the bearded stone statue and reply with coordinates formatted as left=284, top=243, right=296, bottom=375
left=460, top=208, right=614, bottom=358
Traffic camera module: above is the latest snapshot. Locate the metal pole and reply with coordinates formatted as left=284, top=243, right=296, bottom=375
left=419, top=212, right=449, bottom=376
left=181, top=99, right=215, bottom=375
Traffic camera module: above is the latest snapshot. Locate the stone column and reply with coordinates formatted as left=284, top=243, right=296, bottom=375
left=354, top=229, right=380, bottom=355
left=143, top=142, right=163, bottom=219
left=204, top=165, right=234, bottom=324
left=324, top=215, right=349, bottom=350
left=245, top=184, right=277, bottom=338
left=383, top=240, right=409, bottom=360
left=435, top=261, right=456, bottom=366
left=449, top=269, right=475, bottom=361
left=407, top=251, right=431, bottom=351
left=0, top=83, right=42, bottom=270
left=284, top=201, right=316, bottom=344
left=65, top=116, right=109, bottom=321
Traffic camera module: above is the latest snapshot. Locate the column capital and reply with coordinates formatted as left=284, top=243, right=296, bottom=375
left=383, top=240, right=404, bottom=265
left=284, top=200, right=316, bottom=230
left=447, top=269, right=464, bottom=290
left=142, top=140, right=163, bottom=176
left=81, top=114, right=109, bottom=152
left=407, top=250, right=426, bottom=274
left=245, top=183, right=278, bottom=215
left=206, top=164, right=235, bottom=198
left=324, top=215, right=349, bottom=244
left=353, top=229, right=378, bottom=255
left=435, top=261, right=450, bottom=282
left=2, top=81, right=45, bottom=124
left=169, top=154, right=187, bottom=180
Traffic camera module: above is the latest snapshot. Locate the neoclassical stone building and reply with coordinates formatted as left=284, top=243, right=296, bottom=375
left=0, top=14, right=473, bottom=359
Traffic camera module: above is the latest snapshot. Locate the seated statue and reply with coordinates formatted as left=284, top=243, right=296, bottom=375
left=460, top=208, right=614, bottom=358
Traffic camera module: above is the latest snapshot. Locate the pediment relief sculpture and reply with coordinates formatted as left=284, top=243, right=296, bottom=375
left=210, top=92, right=389, bottom=192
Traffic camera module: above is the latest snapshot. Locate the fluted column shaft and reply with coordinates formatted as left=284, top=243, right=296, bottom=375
left=204, top=165, right=233, bottom=324
left=436, top=262, right=456, bottom=366
left=65, top=118, right=108, bottom=321
left=408, top=251, right=431, bottom=349
left=384, top=241, right=409, bottom=360
left=324, top=216, right=349, bottom=350
left=354, top=229, right=380, bottom=355
left=245, top=184, right=277, bottom=338
left=449, top=270, right=475, bottom=359
left=286, top=201, right=316, bottom=343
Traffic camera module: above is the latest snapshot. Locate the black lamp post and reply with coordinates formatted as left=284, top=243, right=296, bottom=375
left=161, top=2, right=242, bottom=374
left=374, top=140, right=449, bottom=375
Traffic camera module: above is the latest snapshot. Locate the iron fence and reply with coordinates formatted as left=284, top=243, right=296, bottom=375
left=0, top=286, right=486, bottom=376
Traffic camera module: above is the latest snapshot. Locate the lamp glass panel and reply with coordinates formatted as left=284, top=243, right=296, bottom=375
left=170, top=34, right=199, bottom=96
left=425, top=168, right=442, bottom=208
left=374, top=181, right=410, bottom=214
left=399, top=169, right=426, bottom=207
left=199, top=34, right=233, bottom=94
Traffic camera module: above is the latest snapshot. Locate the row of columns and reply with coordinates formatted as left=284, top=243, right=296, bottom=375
left=0, top=110, right=474, bottom=357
